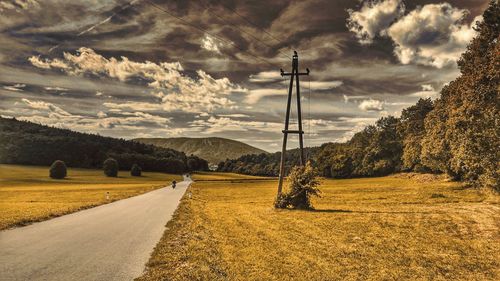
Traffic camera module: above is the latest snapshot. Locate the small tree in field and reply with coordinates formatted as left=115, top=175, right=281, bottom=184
left=103, top=158, right=118, bottom=177
left=130, top=163, right=142, bottom=177
left=49, top=160, right=67, bottom=179
left=275, top=162, right=321, bottom=209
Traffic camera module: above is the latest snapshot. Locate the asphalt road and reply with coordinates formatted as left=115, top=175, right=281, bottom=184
left=0, top=177, right=191, bottom=281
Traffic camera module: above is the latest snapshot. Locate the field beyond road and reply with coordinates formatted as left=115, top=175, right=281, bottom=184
left=0, top=164, right=181, bottom=230
left=138, top=173, right=500, bottom=281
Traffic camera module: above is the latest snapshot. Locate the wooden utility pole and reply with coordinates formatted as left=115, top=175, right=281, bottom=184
left=276, top=51, right=310, bottom=199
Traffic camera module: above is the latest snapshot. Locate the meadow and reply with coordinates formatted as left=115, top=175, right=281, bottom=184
left=0, top=164, right=181, bottom=230
left=138, top=173, right=499, bottom=281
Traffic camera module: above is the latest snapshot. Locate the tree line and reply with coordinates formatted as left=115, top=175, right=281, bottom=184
left=0, top=118, right=209, bottom=174
left=218, top=2, right=499, bottom=190
left=217, top=147, right=318, bottom=177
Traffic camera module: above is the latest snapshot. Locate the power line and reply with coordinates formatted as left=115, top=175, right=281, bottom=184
left=48, top=0, right=141, bottom=53
left=194, top=1, right=292, bottom=60
left=216, top=2, right=294, bottom=51
left=143, top=0, right=283, bottom=70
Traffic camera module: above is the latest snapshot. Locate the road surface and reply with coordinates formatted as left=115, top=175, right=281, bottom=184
left=0, top=177, right=191, bottom=281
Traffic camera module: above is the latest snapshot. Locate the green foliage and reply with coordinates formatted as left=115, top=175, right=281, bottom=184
left=0, top=118, right=204, bottom=174
left=130, top=164, right=142, bottom=177
left=421, top=1, right=499, bottom=189
left=103, top=158, right=118, bottom=177
left=217, top=148, right=318, bottom=176
left=49, top=160, right=67, bottom=179
left=275, top=162, right=321, bottom=209
left=186, top=156, right=209, bottom=171
left=398, top=98, right=434, bottom=171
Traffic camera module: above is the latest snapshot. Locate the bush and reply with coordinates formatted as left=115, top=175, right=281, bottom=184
left=49, top=160, right=67, bottom=179
left=103, top=158, right=118, bottom=177
left=130, top=163, right=142, bottom=177
left=275, top=162, right=321, bottom=209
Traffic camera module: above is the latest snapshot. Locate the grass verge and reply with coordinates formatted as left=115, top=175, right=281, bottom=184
left=138, top=173, right=499, bottom=281
left=0, top=164, right=181, bottom=230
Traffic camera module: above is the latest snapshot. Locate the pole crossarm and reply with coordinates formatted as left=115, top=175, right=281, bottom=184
left=276, top=51, right=310, bottom=201
left=282, top=130, right=304, bottom=134
left=280, top=68, right=310, bottom=76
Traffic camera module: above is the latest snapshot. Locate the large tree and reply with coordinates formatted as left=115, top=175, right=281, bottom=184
left=398, top=98, right=434, bottom=172
left=421, top=1, right=499, bottom=189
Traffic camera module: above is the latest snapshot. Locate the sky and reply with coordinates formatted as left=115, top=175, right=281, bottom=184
left=0, top=0, right=489, bottom=152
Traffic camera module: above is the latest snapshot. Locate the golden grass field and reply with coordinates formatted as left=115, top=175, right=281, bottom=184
left=0, top=164, right=181, bottom=230
left=138, top=173, right=499, bottom=281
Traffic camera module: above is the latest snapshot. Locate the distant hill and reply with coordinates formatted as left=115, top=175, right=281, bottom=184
left=134, top=137, right=267, bottom=164
left=0, top=118, right=208, bottom=173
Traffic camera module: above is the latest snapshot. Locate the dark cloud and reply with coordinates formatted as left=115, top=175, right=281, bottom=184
left=0, top=0, right=491, bottom=151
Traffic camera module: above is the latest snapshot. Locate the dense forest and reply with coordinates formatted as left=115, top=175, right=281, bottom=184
left=0, top=118, right=208, bottom=173
left=219, top=2, right=499, bottom=190
left=217, top=147, right=319, bottom=177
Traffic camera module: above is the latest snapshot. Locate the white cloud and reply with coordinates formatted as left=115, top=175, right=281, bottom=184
left=19, top=98, right=171, bottom=131
left=217, top=114, right=250, bottom=118
left=410, top=84, right=439, bottom=99
left=44, top=86, right=68, bottom=91
left=281, top=80, right=343, bottom=90
left=29, top=47, right=246, bottom=113
left=387, top=4, right=479, bottom=68
left=28, top=56, right=69, bottom=70
left=347, top=0, right=405, bottom=44
left=359, top=99, right=385, bottom=111
left=103, top=102, right=161, bottom=112
left=347, top=1, right=480, bottom=68
left=0, top=0, right=39, bottom=12
left=245, top=88, right=285, bottom=104
left=249, top=71, right=282, bottom=83
left=22, top=98, right=72, bottom=117
left=201, top=34, right=222, bottom=54
left=343, top=94, right=367, bottom=103
left=3, top=83, right=25, bottom=91
left=96, top=111, right=107, bottom=118
left=189, top=116, right=282, bottom=134
left=308, top=81, right=343, bottom=90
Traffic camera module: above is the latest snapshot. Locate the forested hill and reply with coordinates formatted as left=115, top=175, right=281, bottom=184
left=0, top=118, right=208, bottom=173
left=217, top=2, right=499, bottom=190
left=217, top=147, right=319, bottom=177
left=134, top=137, right=266, bottom=164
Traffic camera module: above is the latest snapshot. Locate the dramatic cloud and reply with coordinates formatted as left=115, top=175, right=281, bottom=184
left=387, top=3, right=479, bottom=68
left=347, top=0, right=405, bottom=44
left=348, top=1, right=480, bottom=68
left=358, top=99, right=385, bottom=111
left=19, top=98, right=171, bottom=131
left=29, top=47, right=246, bottom=113
left=0, top=0, right=489, bottom=151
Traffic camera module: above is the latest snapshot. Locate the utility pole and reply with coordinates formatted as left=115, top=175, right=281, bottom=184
left=276, top=51, right=310, bottom=200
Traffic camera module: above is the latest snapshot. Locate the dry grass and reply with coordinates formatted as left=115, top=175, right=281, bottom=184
left=138, top=173, right=499, bottom=281
left=0, top=164, right=181, bottom=230
left=191, top=171, right=271, bottom=181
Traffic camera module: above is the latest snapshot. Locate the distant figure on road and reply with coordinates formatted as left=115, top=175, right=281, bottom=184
left=172, top=180, right=176, bottom=189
